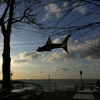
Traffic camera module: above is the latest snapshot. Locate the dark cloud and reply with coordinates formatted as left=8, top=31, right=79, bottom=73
left=13, top=59, right=27, bottom=64
left=38, top=71, right=43, bottom=74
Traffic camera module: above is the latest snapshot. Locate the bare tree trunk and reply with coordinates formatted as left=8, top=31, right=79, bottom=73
left=1, top=0, right=15, bottom=91
left=2, top=33, right=11, bottom=91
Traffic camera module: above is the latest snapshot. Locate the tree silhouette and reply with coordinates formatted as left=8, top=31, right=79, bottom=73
left=41, top=0, right=100, bottom=35
left=39, top=0, right=100, bottom=56
left=0, top=0, right=42, bottom=90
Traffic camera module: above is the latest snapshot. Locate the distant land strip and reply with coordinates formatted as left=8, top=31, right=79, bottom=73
left=0, top=80, right=25, bottom=84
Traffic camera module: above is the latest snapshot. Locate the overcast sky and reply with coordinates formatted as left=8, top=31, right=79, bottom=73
left=0, top=1, right=100, bottom=80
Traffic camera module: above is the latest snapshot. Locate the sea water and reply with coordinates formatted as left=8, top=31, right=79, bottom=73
left=23, top=79, right=98, bottom=91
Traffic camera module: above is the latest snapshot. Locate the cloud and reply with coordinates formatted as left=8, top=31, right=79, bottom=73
left=38, top=71, right=43, bottom=74
left=11, top=45, right=38, bottom=48
left=63, top=1, right=68, bottom=8
left=43, top=2, right=68, bottom=20
left=73, top=2, right=87, bottom=14
left=45, top=3, right=62, bottom=18
left=33, top=65, right=39, bottom=67
left=42, top=56, right=56, bottom=63
left=80, top=51, right=100, bottom=60
left=85, top=62, right=99, bottom=68
left=75, top=64, right=82, bottom=68
left=53, top=66, right=69, bottom=71
left=11, top=40, right=43, bottom=44
left=19, top=51, right=43, bottom=60
left=78, top=34, right=100, bottom=60
left=52, top=51, right=76, bottom=61
left=53, top=36, right=75, bottom=46
left=43, top=1, right=87, bottom=21
left=12, top=59, right=28, bottom=64
left=42, top=33, right=100, bottom=63
left=72, top=64, right=82, bottom=69
left=68, top=33, right=100, bottom=61
left=10, top=40, right=44, bottom=49
left=53, top=37, right=65, bottom=44
left=42, top=37, right=76, bottom=63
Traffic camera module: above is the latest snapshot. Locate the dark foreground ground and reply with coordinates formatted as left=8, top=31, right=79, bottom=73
left=0, top=80, right=100, bottom=100
left=5, top=90, right=100, bottom=100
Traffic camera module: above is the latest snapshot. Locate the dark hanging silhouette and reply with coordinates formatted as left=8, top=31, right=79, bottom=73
left=37, top=34, right=71, bottom=53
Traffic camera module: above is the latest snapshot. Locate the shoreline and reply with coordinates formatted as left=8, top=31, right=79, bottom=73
left=0, top=80, right=25, bottom=84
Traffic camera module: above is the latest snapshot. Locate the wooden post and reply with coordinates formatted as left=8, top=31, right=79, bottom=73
left=49, top=75, right=51, bottom=92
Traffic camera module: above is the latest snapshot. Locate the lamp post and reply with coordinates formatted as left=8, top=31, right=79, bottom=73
left=11, top=72, right=13, bottom=80
left=11, top=73, right=13, bottom=77
left=79, top=71, right=83, bottom=84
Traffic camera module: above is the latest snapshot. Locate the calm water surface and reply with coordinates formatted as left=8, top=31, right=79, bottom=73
left=23, top=79, right=98, bottom=90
